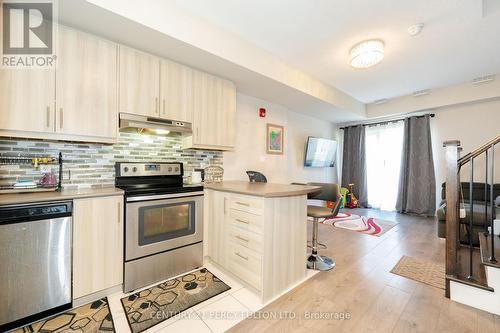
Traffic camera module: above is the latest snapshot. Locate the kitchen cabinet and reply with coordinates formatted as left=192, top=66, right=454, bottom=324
left=73, top=195, right=124, bottom=299
left=184, top=71, right=236, bottom=150
left=119, top=46, right=160, bottom=117
left=0, top=67, right=55, bottom=134
left=204, top=185, right=308, bottom=302
left=56, top=27, right=118, bottom=140
left=160, top=59, right=194, bottom=122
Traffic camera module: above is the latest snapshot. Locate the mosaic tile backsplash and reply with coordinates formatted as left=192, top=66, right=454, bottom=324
left=0, top=132, right=223, bottom=189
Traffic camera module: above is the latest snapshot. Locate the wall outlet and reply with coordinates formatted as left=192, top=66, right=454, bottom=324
left=459, top=208, right=466, bottom=219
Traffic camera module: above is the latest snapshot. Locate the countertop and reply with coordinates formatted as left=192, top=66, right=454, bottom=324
left=204, top=180, right=321, bottom=198
left=0, top=187, right=124, bottom=206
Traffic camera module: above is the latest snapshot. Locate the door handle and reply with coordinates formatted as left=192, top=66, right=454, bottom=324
left=46, top=107, right=51, bottom=128
left=235, top=252, right=249, bottom=261
left=59, top=108, right=63, bottom=129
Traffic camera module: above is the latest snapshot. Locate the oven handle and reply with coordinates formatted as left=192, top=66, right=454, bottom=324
left=126, top=191, right=204, bottom=202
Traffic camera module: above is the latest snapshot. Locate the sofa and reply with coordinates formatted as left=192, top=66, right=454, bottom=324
left=437, top=182, right=500, bottom=245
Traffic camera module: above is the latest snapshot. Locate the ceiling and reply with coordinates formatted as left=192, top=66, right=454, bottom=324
left=171, top=0, right=500, bottom=103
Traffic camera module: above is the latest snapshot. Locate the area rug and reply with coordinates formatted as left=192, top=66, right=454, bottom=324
left=12, top=298, right=114, bottom=332
left=321, top=212, right=397, bottom=236
left=391, top=255, right=445, bottom=290
left=121, top=268, right=230, bottom=333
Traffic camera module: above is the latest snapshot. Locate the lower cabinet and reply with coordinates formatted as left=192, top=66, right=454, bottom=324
left=73, top=195, right=124, bottom=299
left=205, top=189, right=307, bottom=302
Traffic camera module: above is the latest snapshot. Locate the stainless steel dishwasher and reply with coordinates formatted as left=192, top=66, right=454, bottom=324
left=0, top=201, right=72, bottom=331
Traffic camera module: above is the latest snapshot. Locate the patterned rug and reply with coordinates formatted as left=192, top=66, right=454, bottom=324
left=321, top=212, right=398, bottom=236
left=12, top=298, right=114, bottom=332
left=121, top=268, right=230, bottom=333
left=391, top=255, right=445, bottom=290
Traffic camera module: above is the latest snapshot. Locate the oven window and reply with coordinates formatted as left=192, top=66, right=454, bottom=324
left=138, top=201, right=195, bottom=246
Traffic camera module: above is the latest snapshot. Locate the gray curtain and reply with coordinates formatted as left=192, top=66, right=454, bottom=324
left=396, top=115, right=436, bottom=216
left=341, top=125, right=368, bottom=207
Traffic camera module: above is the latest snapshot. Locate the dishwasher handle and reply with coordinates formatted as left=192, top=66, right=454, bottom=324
left=0, top=201, right=73, bottom=224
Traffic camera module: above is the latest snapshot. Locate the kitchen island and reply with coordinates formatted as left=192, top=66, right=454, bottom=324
left=204, top=181, right=320, bottom=302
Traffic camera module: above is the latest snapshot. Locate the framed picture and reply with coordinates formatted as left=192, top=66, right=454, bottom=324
left=266, top=123, right=284, bottom=155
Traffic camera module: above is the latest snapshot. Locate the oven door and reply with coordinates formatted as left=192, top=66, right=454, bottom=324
left=125, top=192, right=203, bottom=261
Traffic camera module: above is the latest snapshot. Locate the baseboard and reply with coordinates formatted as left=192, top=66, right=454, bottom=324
left=73, top=284, right=123, bottom=307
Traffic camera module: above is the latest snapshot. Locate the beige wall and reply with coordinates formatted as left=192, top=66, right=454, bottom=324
left=431, top=98, right=500, bottom=203
left=223, top=93, right=338, bottom=184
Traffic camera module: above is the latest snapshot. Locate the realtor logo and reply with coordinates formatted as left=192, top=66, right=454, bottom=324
left=1, top=0, right=56, bottom=68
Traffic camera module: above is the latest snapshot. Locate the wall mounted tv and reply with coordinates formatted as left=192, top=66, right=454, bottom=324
left=304, top=137, right=337, bottom=168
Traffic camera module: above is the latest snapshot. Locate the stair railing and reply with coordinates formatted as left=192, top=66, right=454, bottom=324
left=444, top=135, right=499, bottom=297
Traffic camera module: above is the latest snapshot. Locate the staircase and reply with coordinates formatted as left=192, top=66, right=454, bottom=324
left=443, top=135, right=500, bottom=315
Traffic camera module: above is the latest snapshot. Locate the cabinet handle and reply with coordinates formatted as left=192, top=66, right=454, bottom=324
left=46, top=107, right=51, bottom=128
left=59, top=108, right=63, bottom=129
left=163, top=99, right=166, bottom=115
left=236, top=201, right=250, bottom=207
left=117, top=201, right=121, bottom=224
left=235, top=252, right=248, bottom=261
left=235, top=235, right=249, bottom=242
left=155, top=97, right=159, bottom=114
left=235, top=218, right=250, bottom=225
left=196, top=127, right=199, bottom=140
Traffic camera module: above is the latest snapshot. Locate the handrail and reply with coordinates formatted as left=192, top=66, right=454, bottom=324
left=458, top=135, right=500, bottom=166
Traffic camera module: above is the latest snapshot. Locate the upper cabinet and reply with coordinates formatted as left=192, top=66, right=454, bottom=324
left=160, top=59, right=194, bottom=123
left=119, top=46, right=160, bottom=118
left=0, top=67, right=55, bottom=134
left=56, top=27, right=118, bottom=140
left=185, top=71, right=236, bottom=150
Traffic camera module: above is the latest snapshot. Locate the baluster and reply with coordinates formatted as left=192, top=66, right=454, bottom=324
left=484, top=150, right=489, bottom=233
left=468, top=158, right=474, bottom=279
left=490, top=144, right=497, bottom=263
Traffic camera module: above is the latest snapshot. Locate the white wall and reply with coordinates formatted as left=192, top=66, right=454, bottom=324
left=431, top=98, right=500, bottom=203
left=223, top=93, right=338, bottom=184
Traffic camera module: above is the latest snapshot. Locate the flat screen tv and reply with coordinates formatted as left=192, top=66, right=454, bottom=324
left=304, top=137, right=337, bottom=168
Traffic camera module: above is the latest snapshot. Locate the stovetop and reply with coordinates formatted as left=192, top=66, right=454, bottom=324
left=116, top=184, right=204, bottom=197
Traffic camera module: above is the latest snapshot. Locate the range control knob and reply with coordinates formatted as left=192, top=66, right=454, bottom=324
left=168, top=167, right=173, bottom=172
left=132, top=167, right=138, bottom=172
left=123, top=167, right=129, bottom=173
left=174, top=167, right=180, bottom=173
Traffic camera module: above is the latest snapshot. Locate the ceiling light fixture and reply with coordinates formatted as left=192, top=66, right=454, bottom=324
left=349, top=39, right=384, bottom=69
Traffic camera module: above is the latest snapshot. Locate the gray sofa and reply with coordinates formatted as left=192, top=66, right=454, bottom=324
left=437, top=182, right=500, bottom=245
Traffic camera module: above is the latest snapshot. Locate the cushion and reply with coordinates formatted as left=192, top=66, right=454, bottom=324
left=307, top=205, right=335, bottom=218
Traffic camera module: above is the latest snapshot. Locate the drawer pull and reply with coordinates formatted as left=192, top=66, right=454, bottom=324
left=235, top=201, right=250, bottom=207
left=235, top=235, right=249, bottom=242
left=235, top=218, right=250, bottom=225
left=235, top=252, right=248, bottom=261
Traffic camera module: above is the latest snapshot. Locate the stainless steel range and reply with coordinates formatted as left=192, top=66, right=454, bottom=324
left=115, top=162, right=204, bottom=292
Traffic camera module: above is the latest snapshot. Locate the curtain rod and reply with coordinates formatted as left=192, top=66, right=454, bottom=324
left=339, top=113, right=435, bottom=130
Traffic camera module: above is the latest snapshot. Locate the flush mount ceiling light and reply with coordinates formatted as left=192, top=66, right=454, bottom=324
left=349, top=39, right=384, bottom=69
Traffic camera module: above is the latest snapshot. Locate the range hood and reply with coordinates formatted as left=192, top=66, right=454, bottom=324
left=119, top=113, right=192, bottom=136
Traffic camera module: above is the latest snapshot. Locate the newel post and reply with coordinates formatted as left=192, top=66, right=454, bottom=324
left=443, top=140, right=461, bottom=297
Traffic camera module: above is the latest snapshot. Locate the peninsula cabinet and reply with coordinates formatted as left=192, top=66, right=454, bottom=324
left=183, top=71, right=236, bottom=150
left=73, top=195, right=124, bottom=300
left=56, top=27, right=118, bottom=141
left=119, top=46, right=160, bottom=118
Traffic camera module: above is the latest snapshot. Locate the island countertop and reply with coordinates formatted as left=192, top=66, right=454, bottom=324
left=204, top=180, right=320, bottom=198
left=0, top=187, right=124, bottom=206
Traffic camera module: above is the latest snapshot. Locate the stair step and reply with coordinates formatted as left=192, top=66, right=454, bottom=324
left=479, top=232, right=500, bottom=269
left=449, top=245, right=493, bottom=291
left=446, top=274, right=494, bottom=292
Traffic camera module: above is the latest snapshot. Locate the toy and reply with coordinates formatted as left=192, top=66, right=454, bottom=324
left=345, top=183, right=359, bottom=208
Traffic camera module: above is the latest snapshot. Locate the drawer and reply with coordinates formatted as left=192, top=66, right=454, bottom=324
left=228, top=225, right=263, bottom=254
left=228, top=209, right=263, bottom=235
left=229, top=194, right=264, bottom=215
left=227, top=241, right=262, bottom=290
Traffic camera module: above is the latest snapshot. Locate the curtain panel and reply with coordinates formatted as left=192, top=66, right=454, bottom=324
left=341, top=125, right=368, bottom=207
left=396, top=115, right=436, bottom=216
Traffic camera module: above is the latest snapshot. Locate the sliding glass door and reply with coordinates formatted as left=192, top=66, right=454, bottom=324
left=365, top=122, right=404, bottom=211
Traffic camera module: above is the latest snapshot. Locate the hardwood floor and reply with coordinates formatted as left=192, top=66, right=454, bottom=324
left=229, top=208, right=500, bottom=333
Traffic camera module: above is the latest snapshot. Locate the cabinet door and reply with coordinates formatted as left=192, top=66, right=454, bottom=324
left=56, top=27, right=118, bottom=139
left=0, top=67, right=55, bottom=133
left=119, top=46, right=160, bottom=117
left=192, top=71, right=236, bottom=150
left=73, top=196, right=124, bottom=299
left=205, top=190, right=228, bottom=266
left=160, top=60, right=193, bottom=122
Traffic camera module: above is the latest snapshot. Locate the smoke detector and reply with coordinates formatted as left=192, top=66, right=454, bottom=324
left=408, top=23, right=424, bottom=36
